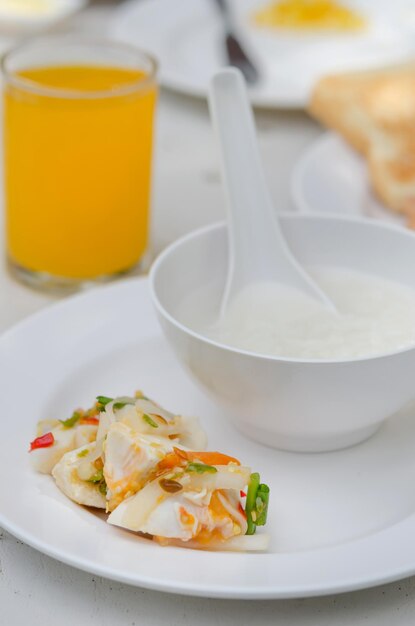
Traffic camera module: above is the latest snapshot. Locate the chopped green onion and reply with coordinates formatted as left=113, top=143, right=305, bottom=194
left=60, top=411, right=81, bottom=429
left=96, top=395, right=135, bottom=411
left=143, top=413, right=159, bottom=428
left=245, top=473, right=259, bottom=535
left=87, top=469, right=104, bottom=484
left=255, top=484, right=270, bottom=526
left=96, top=396, right=113, bottom=412
left=245, top=472, right=270, bottom=535
left=98, top=481, right=108, bottom=495
left=186, top=462, right=217, bottom=474
left=113, top=400, right=135, bottom=411
left=77, top=449, right=89, bottom=458
left=96, top=396, right=112, bottom=405
left=86, top=468, right=107, bottom=495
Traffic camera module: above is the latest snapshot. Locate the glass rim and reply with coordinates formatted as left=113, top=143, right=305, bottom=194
left=0, top=35, right=158, bottom=100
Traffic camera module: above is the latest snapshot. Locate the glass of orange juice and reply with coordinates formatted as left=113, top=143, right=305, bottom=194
left=2, top=37, right=157, bottom=292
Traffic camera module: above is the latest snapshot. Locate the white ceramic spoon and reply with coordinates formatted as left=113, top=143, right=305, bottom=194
left=208, top=68, right=336, bottom=317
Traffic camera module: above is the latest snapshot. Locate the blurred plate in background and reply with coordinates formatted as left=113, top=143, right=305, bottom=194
left=112, top=0, right=415, bottom=109
left=292, top=133, right=405, bottom=225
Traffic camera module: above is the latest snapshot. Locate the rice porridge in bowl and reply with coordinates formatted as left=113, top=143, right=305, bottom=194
left=177, top=269, right=415, bottom=361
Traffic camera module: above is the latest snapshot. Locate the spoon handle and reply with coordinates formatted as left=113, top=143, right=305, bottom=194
left=209, top=69, right=291, bottom=300
left=208, top=68, right=336, bottom=315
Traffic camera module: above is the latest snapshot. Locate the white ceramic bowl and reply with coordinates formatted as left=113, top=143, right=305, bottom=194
left=150, top=214, right=415, bottom=453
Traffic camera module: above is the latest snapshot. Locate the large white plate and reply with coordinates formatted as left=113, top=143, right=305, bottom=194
left=3, top=277, right=415, bottom=598
left=292, top=132, right=406, bottom=225
left=112, top=0, right=415, bottom=109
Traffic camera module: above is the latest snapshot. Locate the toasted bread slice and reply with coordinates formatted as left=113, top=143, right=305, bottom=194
left=309, top=63, right=415, bottom=154
left=309, top=63, right=415, bottom=226
left=368, top=133, right=415, bottom=225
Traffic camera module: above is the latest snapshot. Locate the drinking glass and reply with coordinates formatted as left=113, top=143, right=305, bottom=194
left=2, top=37, right=157, bottom=292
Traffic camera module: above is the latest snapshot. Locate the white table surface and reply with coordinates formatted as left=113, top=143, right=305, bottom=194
left=2, top=2, right=415, bottom=624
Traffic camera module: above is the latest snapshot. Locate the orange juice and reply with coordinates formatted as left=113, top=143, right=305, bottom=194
left=4, top=64, right=157, bottom=279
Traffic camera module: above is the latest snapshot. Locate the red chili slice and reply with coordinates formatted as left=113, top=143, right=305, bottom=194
left=240, top=490, right=247, bottom=498
left=29, top=432, right=55, bottom=451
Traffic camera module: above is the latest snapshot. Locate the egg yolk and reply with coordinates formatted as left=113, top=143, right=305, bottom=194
left=253, top=0, right=365, bottom=31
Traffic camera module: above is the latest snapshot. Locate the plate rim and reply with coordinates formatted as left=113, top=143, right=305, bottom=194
left=291, top=131, right=345, bottom=214
left=3, top=507, right=415, bottom=600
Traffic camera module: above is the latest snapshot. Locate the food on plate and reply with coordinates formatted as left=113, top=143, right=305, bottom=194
left=103, top=422, right=185, bottom=511
left=30, top=391, right=270, bottom=551
left=96, top=393, right=207, bottom=449
left=253, top=0, right=365, bottom=32
left=309, top=64, right=415, bottom=153
left=29, top=391, right=206, bottom=475
left=108, top=453, right=269, bottom=551
left=29, top=404, right=100, bottom=474
left=52, top=442, right=107, bottom=509
left=309, top=64, right=415, bottom=225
